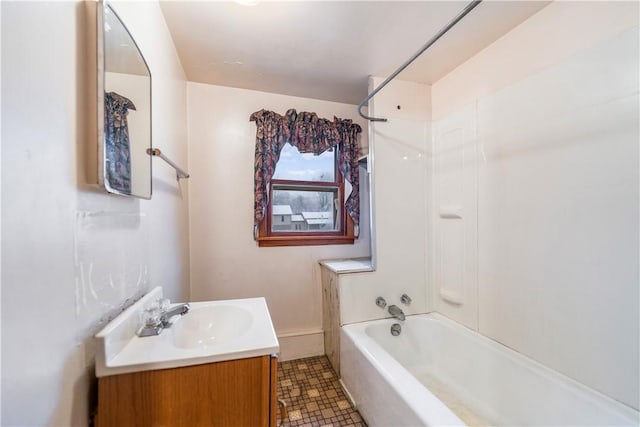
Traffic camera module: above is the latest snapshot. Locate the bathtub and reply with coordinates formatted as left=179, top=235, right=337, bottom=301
left=340, top=314, right=639, bottom=427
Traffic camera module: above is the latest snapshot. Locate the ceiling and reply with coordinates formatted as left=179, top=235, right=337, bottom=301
left=160, top=1, right=549, bottom=105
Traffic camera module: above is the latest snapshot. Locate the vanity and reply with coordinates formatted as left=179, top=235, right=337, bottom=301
left=93, top=288, right=280, bottom=427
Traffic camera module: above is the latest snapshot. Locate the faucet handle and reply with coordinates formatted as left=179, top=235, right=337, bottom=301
left=143, top=305, right=161, bottom=327
left=157, top=298, right=170, bottom=312
left=376, top=297, right=387, bottom=308
left=400, top=294, right=412, bottom=305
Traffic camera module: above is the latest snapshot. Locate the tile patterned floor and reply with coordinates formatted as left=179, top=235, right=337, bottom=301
left=277, top=356, right=367, bottom=427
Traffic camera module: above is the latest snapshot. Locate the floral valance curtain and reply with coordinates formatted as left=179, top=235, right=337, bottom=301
left=250, top=109, right=362, bottom=237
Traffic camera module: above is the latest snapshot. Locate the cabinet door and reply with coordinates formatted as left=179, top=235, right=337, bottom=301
left=328, top=271, right=340, bottom=374
left=96, top=355, right=271, bottom=427
left=322, top=268, right=340, bottom=375
left=321, top=267, right=333, bottom=363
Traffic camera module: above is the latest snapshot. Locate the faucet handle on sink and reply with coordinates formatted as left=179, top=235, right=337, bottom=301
left=157, top=298, right=170, bottom=312
left=143, top=304, right=161, bottom=328
left=138, top=304, right=163, bottom=337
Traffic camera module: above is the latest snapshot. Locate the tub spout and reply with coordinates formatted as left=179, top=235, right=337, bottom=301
left=388, top=305, right=405, bottom=321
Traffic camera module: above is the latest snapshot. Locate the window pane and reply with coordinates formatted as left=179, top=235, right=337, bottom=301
left=273, top=143, right=335, bottom=182
left=272, top=188, right=339, bottom=232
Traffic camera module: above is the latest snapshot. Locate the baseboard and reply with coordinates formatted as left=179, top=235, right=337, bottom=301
left=277, top=329, right=324, bottom=361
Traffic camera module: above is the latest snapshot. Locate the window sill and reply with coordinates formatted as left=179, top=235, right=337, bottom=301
left=257, top=235, right=355, bottom=247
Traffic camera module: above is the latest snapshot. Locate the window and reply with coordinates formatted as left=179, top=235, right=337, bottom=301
left=250, top=108, right=362, bottom=247
left=256, top=143, right=355, bottom=247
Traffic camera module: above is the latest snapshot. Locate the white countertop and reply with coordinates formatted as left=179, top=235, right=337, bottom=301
left=319, top=258, right=373, bottom=273
left=95, top=290, right=279, bottom=377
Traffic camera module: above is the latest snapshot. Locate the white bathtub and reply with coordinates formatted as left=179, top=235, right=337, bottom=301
left=340, top=314, right=639, bottom=427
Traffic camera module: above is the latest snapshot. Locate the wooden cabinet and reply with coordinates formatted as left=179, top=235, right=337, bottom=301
left=321, top=259, right=372, bottom=376
left=322, top=266, right=341, bottom=376
left=95, top=355, right=278, bottom=427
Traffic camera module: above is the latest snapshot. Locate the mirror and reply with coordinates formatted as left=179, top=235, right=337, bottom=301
left=98, top=2, right=152, bottom=199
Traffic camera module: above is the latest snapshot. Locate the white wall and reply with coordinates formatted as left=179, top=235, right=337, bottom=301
left=339, top=78, right=431, bottom=325
left=187, top=83, right=370, bottom=359
left=430, top=103, right=479, bottom=328
left=1, top=2, right=189, bottom=425
left=430, top=1, right=639, bottom=409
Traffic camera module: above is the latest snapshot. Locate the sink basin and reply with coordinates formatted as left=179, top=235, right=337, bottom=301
left=94, top=287, right=279, bottom=377
left=171, top=305, right=253, bottom=349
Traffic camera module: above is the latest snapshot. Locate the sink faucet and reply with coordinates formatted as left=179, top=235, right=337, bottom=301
left=138, top=299, right=190, bottom=337
left=388, top=305, right=405, bottom=321
left=160, top=303, right=190, bottom=328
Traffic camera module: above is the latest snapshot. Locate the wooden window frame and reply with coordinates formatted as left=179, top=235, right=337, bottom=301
left=256, top=149, right=355, bottom=247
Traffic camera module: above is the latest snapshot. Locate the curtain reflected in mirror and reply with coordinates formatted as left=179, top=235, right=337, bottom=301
left=99, top=3, right=152, bottom=199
